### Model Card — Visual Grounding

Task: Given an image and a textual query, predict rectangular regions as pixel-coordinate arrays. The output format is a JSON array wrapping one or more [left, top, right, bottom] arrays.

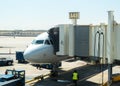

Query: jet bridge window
[[32, 40, 44, 44]]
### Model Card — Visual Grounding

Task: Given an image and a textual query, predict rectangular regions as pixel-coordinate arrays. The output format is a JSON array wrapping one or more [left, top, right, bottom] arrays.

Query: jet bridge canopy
[[48, 27, 59, 53]]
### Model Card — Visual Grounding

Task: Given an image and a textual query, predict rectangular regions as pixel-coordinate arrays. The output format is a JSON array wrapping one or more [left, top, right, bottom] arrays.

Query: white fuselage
[[24, 32, 67, 64]]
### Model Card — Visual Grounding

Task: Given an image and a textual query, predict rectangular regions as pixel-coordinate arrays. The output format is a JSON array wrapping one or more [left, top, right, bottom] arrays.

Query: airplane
[[23, 28, 69, 76]]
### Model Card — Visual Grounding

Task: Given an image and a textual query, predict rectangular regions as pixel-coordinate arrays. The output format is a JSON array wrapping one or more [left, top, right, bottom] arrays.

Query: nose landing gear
[[50, 63, 59, 77]]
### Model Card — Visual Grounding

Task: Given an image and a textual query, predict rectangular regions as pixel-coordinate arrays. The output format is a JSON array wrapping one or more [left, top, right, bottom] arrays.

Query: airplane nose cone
[[23, 44, 43, 63], [23, 45, 37, 61], [24, 48, 32, 61]]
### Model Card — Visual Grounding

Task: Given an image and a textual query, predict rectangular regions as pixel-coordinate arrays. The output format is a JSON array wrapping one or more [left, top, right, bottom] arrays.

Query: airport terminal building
[[0, 30, 46, 37]]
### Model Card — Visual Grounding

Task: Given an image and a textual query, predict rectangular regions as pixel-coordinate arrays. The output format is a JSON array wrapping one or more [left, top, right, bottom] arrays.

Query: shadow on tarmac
[[32, 62, 109, 86]]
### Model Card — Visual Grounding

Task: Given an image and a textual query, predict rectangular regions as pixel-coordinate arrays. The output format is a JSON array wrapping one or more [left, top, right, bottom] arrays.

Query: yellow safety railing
[[25, 73, 50, 84]]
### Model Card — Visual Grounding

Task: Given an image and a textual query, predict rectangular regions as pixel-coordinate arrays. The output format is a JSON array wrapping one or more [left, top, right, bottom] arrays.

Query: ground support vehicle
[[0, 69, 25, 86], [0, 57, 13, 66]]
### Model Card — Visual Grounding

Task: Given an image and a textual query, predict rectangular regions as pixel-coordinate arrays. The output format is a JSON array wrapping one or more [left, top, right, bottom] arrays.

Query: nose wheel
[[50, 63, 58, 77]]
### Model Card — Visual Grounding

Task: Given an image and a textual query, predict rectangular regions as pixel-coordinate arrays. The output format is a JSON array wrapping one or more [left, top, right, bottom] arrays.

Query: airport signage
[[69, 12, 79, 19]]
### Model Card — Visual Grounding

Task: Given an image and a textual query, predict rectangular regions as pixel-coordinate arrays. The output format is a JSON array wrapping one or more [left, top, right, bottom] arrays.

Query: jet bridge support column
[[107, 11, 114, 86]]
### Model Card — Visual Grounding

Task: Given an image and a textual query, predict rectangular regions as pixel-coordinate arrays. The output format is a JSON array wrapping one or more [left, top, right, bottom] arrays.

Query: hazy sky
[[0, 0, 120, 30]]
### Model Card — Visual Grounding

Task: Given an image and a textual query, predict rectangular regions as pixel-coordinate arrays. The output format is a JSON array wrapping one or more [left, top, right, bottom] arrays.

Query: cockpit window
[[45, 40, 50, 45], [32, 40, 44, 44]]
